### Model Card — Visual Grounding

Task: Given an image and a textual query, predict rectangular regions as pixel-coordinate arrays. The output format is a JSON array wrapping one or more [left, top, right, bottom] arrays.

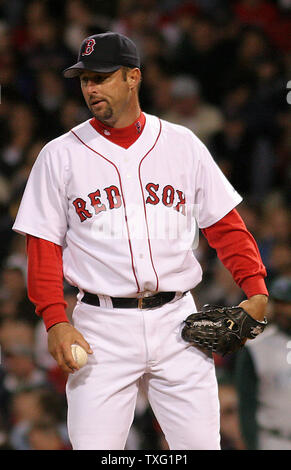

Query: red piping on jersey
[[70, 129, 141, 293], [138, 119, 162, 292]]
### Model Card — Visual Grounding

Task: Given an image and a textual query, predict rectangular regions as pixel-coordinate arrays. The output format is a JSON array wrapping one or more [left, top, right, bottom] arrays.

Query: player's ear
[[127, 68, 141, 91]]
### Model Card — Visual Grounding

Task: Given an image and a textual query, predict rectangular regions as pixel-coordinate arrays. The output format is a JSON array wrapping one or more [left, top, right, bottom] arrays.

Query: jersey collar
[[89, 112, 146, 149]]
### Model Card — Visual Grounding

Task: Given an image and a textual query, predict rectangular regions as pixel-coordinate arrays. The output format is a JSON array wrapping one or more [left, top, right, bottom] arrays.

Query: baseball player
[[12, 31, 268, 450]]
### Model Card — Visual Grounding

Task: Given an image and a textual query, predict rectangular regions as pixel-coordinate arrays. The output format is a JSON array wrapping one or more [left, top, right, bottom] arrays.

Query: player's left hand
[[238, 294, 268, 322], [181, 297, 268, 356]]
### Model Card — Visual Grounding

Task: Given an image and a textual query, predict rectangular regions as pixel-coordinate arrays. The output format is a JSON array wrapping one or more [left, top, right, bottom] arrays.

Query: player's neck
[[90, 111, 146, 149], [105, 101, 141, 129]]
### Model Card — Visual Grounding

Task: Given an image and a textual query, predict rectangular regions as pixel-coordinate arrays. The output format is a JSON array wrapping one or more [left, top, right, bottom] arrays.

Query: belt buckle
[[138, 291, 154, 309], [138, 297, 144, 309]]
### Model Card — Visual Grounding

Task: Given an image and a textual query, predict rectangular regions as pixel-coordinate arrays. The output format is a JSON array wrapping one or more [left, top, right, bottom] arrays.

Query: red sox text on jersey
[[73, 183, 186, 222]]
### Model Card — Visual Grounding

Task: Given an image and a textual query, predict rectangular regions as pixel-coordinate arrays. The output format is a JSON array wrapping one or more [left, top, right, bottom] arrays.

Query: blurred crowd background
[[0, 0, 290, 451]]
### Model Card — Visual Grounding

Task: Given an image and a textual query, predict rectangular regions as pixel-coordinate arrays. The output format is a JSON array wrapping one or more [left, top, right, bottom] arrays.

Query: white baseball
[[71, 344, 88, 368]]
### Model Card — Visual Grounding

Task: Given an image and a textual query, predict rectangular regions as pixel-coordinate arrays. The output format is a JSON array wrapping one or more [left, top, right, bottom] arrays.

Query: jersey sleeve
[[26, 235, 69, 331], [202, 209, 268, 298], [12, 145, 68, 246], [194, 141, 243, 229]]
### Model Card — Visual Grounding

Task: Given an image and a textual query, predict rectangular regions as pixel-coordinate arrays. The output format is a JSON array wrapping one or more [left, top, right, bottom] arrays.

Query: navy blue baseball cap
[[63, 31, 140, 78]]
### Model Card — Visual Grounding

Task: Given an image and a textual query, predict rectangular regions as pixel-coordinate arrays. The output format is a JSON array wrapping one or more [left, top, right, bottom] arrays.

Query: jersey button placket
[[120, 155, 156, 294]]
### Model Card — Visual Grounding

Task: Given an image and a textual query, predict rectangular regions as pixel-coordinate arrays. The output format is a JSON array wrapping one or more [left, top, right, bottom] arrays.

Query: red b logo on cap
[[82, 38, 96, 56]]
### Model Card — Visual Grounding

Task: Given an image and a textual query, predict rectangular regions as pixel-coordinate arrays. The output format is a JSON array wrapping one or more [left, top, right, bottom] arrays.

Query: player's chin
[[90, 104, 113, 122]]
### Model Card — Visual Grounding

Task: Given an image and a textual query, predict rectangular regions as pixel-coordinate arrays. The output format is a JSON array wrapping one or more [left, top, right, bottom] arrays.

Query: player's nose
[[86, 79, 99, 92]]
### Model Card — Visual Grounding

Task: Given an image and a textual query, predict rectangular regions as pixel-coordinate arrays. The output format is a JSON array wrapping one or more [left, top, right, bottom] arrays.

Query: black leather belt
[[82, 291, 178, 309]]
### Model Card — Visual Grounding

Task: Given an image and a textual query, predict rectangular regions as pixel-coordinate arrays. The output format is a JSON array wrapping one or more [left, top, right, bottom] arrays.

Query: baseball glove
[[181, 304, 268, 356]]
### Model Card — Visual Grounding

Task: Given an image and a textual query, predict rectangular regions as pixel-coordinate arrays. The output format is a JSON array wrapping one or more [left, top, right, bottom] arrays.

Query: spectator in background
[[218, 377, 246, 450], [161, 75, 223, 145], [232, 0, 291, 52], [28, 420, 71, 450], [235, 276, 291, 450], [111, 5, 159, 59], [0, 266, 26, 305], [250, 56, 286, 136], [0, 257, 35, 325], [209, 112, 254, 196], [220, 82, 252, 123], [275, 106, 291, 204], [0, 339, 47, 395], [0, 103, 37, 179], [0, 24, 20, 97], [9, 140, 47, 205], [257, 199, 291, 280], [64, 0, 104, 54], [0, 317, 34, 349], [267, 243, 291, 281], [57, 97, 90, 134], [138, 61, 173, 115], [209, 111, 275, 201], [0, 338, 48, 429], [33, 69, 67, 132], [233, 26, 272, 85], [9, 387, 69, 450], [0, 272, 27, 324], [171, 13, 231, 104], [20, 4, 72, 74]]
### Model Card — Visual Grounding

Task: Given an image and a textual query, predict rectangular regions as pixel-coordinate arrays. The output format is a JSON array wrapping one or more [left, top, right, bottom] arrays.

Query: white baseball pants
[[66, 292, 221, 450]]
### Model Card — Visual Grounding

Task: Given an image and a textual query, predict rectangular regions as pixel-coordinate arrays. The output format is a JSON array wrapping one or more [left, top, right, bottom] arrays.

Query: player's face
[[80, 69, 133, 126]]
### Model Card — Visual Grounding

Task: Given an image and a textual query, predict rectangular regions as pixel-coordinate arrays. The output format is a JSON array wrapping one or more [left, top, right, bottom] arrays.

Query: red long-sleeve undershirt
[[26, 236, 69, 330], [26, 208, 268, 331], [201, 210, 268, 297]]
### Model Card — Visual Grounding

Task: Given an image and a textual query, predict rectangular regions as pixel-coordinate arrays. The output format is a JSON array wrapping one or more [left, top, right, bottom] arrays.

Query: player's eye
[[81, 75, 108, 85], [95, 76, 109, 84]]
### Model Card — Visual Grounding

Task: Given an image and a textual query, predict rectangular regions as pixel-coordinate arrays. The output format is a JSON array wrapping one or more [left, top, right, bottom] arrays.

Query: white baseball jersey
[[12, 112, 242, 298]]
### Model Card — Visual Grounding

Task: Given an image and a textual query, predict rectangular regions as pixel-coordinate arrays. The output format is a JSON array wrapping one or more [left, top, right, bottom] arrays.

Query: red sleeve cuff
[[240, 276, 269, 299], [42, 304, 69, 331]]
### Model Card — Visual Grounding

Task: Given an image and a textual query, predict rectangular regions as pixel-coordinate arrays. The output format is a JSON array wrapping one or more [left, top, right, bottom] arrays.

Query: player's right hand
[[47, 322, 93, 373]]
